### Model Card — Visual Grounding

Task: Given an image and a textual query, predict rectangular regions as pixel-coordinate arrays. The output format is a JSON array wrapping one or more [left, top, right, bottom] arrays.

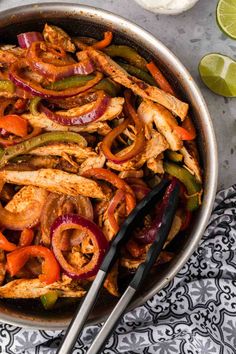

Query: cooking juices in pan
[[0, 24, 202, 310]]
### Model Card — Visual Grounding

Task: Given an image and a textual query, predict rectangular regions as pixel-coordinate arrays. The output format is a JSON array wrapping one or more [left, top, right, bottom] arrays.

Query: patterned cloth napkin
[[1, 185, 236, 354]]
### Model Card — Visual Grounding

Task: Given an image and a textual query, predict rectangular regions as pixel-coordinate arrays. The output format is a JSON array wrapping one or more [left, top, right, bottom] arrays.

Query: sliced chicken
[[0, 49, 19, 65], [180, 145, 202, 183], [104, 261, 119, 297], [138, 101, 183, 151], [107, 129, 168, 171], [43, 23, 76, 52], [22, 112, 111, 135], [121, 251, 173, 271], [5, 186, 48, 213], [29, 143, 97, 160], [0, 277, 86, 298], [119, 170, 144, 179], [79, 151, 106, 174], [0, 169, 106, 199], [147, 156, 164, 174], [86, 47, 188, 120]]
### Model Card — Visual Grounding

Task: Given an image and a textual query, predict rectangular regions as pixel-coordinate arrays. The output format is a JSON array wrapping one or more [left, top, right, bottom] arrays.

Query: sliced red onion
[[17, 32, 44, 48], [135, 179, 179, 244], [130, 184, 150, 201], [40, 94, 110, 126], [0, 200, 43, 231], [30, 59, 94, 80], [27, 42, 94, 80], [0, 128, 10, 138], [9, 63, 103, 99], [51, 214, 109, 279], [41, 193, 93, 246]]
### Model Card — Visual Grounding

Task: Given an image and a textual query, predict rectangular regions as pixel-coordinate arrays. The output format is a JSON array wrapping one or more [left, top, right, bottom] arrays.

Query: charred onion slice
[[40, 91, 110, 126], [9, 60, 103, 98], [17, 32, 44, 48], [27, 42, 95, 80], [41, 193, 93, 246], [0, 187, 48, 230], [51, 214, 108, 280], [101, 89, 145, 163], [0, 201, 44, 230]]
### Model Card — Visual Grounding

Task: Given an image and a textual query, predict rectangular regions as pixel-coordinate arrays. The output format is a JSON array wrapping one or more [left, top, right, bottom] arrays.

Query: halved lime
[[199, 53, 236, 97], [217, 0, 236, 39]]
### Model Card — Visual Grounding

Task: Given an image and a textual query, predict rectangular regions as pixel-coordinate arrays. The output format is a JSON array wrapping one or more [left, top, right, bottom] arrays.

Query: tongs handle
[[86, 180, 180, 354]]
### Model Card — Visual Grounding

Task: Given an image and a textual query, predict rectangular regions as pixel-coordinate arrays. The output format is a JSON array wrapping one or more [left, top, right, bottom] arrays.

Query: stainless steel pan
[[0, 3, 218, 330]]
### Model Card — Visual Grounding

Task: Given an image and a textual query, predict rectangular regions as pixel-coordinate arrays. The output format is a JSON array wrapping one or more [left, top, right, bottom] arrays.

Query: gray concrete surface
[[0, 0, 235, 189]]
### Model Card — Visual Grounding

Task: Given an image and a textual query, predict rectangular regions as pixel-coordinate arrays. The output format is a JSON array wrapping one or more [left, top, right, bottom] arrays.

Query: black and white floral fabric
[[1, 185, 236, 354]]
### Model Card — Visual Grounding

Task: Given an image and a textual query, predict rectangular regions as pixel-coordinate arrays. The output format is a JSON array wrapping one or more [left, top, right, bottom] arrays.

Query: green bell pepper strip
[[94, 78, 121, 97], [46, 75, 95, 91], [29, 97, 41, 115], [0, 80, 15, 93], [40, 291, 58, 310], [0, 131, 87, 168], [46, 75, 119, 97], [165, 150, 183, 163], [117, 61, 156, 86], [104, 45, 148, 71], [163, 161, 202, 211]]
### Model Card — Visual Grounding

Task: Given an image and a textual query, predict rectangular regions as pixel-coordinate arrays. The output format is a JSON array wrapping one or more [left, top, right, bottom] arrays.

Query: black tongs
[[57, 179, 180, 354]]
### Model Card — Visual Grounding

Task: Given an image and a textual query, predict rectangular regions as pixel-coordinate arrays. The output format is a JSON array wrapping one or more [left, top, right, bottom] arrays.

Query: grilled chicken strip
[[29, 143, 97, 160], [22, 112, 111, 135], [138, 100, 183, 151], [0, 277, 86, 298], [180, 146, 202, 183], [147, 156, 164, 174], [0, 169, 106, 199], [79, 151, 106, 174], [86, 47, 188, 120], [5, 186, 48, 213], [43, 23, 76, 53]]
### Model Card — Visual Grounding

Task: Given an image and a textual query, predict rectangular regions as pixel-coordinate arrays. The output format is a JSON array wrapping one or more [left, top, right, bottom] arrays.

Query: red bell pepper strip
[[0, 232, 17, 252], [174, 126, 196, 141], [7, 245, 60, 284], [181, 115, 196, 140], [93, 31, 113, 50], [180, 209, 192, 231], [82, 168, 136, 214], [146, 61, 175, 95], [107, 189, 125, 234], [101, 89, 145, 164], [0, 126, 41, 147], [0, 115, 28, 138], [19, 229, 34, 247]]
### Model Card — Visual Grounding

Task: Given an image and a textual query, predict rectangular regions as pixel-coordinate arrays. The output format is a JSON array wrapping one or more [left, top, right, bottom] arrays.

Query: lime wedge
[[199, 53, 236, 97], [217, 0, 236, 39]]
